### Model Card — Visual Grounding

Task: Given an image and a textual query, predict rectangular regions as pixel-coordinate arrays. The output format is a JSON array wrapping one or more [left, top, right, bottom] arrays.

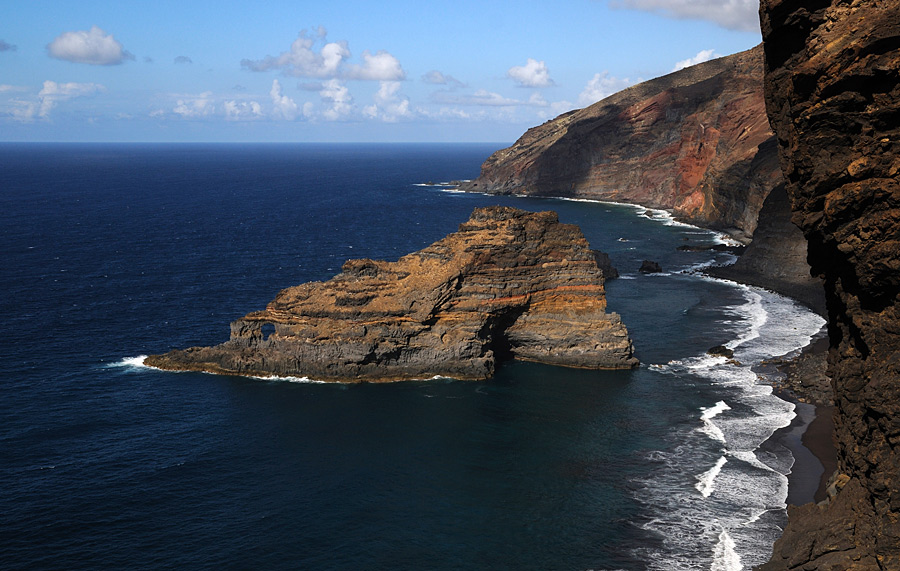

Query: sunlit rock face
[[147, 206, 637, 382], [461, 45, 779, 241]]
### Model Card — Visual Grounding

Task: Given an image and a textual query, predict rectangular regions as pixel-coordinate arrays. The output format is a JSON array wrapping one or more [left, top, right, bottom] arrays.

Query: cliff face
[[707, 182, 826, 315], [759, 1, 900, 569], [461, 45, 780, 239], [146, 207, 637, 382]]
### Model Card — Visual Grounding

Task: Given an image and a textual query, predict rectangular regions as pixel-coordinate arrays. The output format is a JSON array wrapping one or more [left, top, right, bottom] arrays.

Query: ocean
[[0, 143, 824, 570]]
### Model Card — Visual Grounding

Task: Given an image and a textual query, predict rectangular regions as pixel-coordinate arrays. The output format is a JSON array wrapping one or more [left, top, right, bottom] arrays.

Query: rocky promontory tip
[[147, 206, 638, 382]]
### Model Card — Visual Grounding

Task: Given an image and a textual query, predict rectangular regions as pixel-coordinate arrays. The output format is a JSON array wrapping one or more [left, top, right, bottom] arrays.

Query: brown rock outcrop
[[759, 0, 900, 569], [146, 207, 637, 382], [460, 45, 780, 239]]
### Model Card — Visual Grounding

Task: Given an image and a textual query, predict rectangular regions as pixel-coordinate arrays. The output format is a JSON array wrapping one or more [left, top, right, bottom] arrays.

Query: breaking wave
[[635, 283, 825, 570]]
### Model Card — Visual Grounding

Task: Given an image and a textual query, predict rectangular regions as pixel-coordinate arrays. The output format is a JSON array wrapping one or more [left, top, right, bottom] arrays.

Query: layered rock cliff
[[460, 45, 780, 239], [147, 207, 638, 382], [759, 1, 900, 569]]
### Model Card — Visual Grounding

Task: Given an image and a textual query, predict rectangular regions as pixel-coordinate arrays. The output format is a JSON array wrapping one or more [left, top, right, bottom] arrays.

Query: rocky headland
[[460, 45, 780, 241], [758, 0, 900, 569], [459, 41, 825, 315], [146, 206, 638, 382]]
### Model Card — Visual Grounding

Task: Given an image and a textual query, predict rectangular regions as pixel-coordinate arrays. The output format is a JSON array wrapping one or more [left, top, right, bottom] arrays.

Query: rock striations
[[146, 207, 638, 382], [759, 0, 900, 569], [460, 45, 780, 240]]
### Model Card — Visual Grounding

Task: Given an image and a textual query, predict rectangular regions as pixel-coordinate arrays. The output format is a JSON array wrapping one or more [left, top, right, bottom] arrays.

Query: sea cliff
[[759, 0, 900, 569], [147, 206, 638, 382], [460, 45, 779, 241]]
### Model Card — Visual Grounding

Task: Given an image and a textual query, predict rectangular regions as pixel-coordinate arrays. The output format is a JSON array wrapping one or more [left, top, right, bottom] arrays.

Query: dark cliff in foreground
[[759, 1, 900, 569], [461, 45, 780, 241], [147, 207, 637, 382]]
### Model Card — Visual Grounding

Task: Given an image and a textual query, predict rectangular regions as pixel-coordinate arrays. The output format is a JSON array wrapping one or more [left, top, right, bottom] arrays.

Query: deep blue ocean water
[[0, 144, 824, 570]]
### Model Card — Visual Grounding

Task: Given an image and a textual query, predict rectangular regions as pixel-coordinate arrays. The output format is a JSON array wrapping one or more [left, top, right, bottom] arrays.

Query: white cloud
[[6, 81, 105, 121], [174, 55, 193, 65], [269, 79, 300, 120], [431, 89, 538, 107], [224, 100, 263, 121], [346, 50, 405, 81], [47, 26, 133, 65], [173, 91, 215, 118], [363, 81, 413, 122], [611, 0, 760, 32], [577, 72, 633, 106], [422, 70, 465, 87], [38, 80, 105, 118], [319, 79, 354, 120], [507, 59, 555, 88], [241, 28, 404, 81], [672, 49, 720, 71], [241, 29, 348, 77]]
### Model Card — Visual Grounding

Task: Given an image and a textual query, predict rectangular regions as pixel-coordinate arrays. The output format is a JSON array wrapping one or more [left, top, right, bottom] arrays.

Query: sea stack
[[147, 206, 638, 382]]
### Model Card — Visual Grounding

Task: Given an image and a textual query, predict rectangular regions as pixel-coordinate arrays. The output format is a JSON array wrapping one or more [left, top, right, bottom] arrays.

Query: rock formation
[[147, 207, 638, 382], [460, 45, 780, 240], [759, 1, 900, 569], [707, 183, 826, 315]]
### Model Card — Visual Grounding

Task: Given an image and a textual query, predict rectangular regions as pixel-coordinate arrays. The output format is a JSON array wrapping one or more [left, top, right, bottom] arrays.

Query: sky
[[1, 0, 762, 143]]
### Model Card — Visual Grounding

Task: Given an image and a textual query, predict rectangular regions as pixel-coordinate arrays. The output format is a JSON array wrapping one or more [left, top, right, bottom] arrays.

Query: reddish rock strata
[[759, 0, 900, 569], [147, 207, 637, 382], [461, 45, 779, 239]]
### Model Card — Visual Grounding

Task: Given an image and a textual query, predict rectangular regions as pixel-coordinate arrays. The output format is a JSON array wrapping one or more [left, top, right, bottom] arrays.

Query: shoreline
[[763, 330, 836, 506]]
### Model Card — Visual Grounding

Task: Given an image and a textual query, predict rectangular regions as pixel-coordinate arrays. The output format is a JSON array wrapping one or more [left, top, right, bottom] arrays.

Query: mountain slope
[[461, 45, 779, 240]]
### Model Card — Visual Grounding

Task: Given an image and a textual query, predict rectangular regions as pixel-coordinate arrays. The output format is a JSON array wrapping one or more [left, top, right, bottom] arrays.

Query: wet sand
[[767, 331, 837, 506], [778, 398, 836, 505]]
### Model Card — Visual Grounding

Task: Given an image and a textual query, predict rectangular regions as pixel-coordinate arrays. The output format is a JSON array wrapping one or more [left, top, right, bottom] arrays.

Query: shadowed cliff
[[759, 1, 900, 569]]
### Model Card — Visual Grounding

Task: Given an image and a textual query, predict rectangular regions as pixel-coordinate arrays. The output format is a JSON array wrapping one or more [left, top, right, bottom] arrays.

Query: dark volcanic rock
[[460, 45, 781, 238], [593, 250, 619, 279], [146, 207, 638, 382], [759, 0, 900, 569], [707, 184, 826, 315], [708, 345, 734, 359], [639, 260, 662, 274]]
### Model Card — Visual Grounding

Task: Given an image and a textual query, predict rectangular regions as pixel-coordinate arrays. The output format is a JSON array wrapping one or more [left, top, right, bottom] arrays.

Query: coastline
[[453, 185, 837, 521], [762, 330, 836, 506]]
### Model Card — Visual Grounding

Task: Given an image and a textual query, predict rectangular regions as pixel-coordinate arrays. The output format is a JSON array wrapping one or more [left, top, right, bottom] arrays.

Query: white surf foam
[[711, 530, 743, 571], [696, 456, 728, 497], [107, 355, 155, 370], [635, 284, 825, 569], [700, 401, 731, 443], [249, 374, 327, 384]]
